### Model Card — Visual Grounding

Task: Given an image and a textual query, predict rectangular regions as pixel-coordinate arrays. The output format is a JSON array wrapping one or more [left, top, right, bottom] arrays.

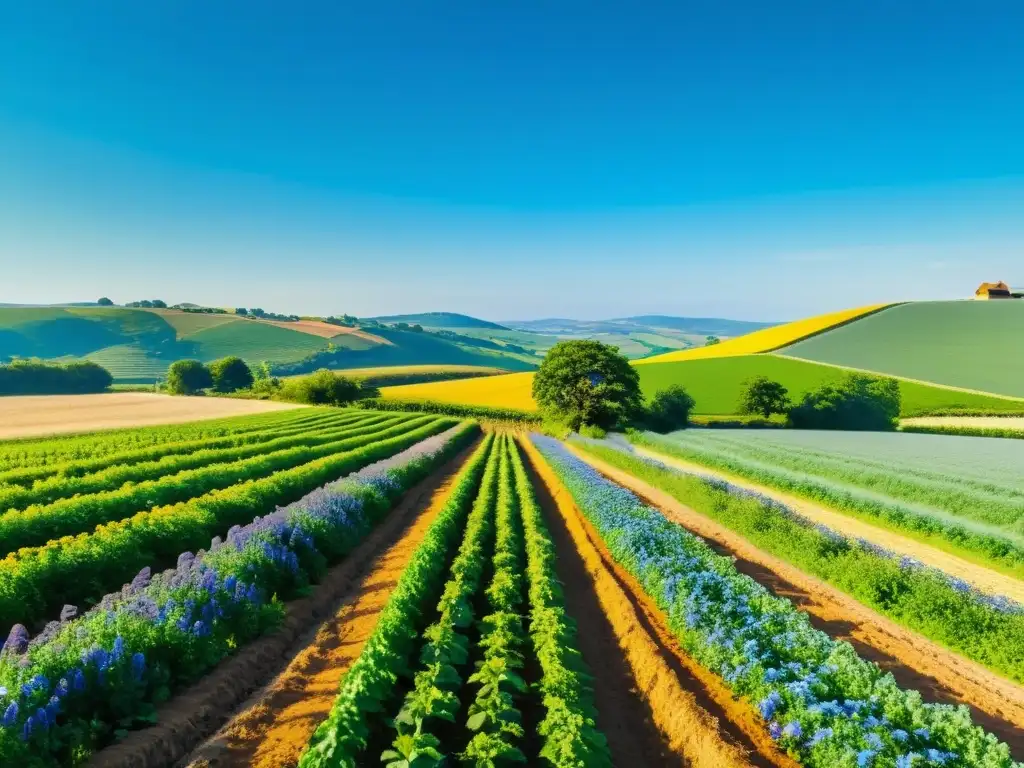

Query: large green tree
[[738, 376, 790, 418], [166, 359, 213, 395], [209, 356, 254, 392], [532, 340, 642, 430]]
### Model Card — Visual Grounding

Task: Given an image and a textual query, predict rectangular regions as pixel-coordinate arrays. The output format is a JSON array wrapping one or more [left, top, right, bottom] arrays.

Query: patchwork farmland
[[0, 401, 1021, 768]]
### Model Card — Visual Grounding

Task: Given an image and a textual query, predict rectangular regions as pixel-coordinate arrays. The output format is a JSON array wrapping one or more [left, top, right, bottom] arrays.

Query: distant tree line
[[0, 360, 113, 396], [234, 307, 301, 321], [125, 299, 168, 308]]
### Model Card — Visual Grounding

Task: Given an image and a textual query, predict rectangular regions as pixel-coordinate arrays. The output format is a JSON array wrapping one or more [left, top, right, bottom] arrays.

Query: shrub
[[0, 360, 113, 395], [278, 369, 363, 406], [642, 384, 696, 432], [737, 376, 790, 418], [166, 359, 213, 395], [209, 356, 254, 393], [787, 373, 901, 431], [532, 340, 642, 431]]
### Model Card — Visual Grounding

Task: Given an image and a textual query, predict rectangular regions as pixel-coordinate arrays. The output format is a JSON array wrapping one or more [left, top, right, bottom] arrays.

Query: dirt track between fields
[[0, 393, 303, 440], [87, 440, 477, 768], [630, 444, 1024, 605], [570, 446, 1024, 760], [520, 437, 769, 768]]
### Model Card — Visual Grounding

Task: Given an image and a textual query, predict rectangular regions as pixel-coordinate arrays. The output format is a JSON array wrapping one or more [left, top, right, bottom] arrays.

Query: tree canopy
[[209, 356, 254, 393], [738, 376, 790, 418], [532, 340, 642, 430], [166, 359, 213, 395]]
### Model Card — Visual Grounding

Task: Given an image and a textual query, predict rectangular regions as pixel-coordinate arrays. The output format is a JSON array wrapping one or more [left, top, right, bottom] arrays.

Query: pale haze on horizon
[[2, 3, 1023, 322]]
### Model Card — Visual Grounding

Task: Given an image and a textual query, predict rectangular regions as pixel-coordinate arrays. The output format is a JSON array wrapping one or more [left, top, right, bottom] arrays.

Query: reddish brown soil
[[520, 437, 771, 768], [570, 446, 1024, 761], [87, 440, 477, 768]]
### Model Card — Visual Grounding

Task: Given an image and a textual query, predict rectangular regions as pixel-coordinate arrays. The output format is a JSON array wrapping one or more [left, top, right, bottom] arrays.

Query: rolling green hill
[[0, 306, 535, 382], [781, 301, 1024, 397]]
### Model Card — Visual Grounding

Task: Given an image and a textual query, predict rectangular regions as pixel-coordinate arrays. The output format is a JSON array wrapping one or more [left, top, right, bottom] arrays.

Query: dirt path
[[569, 446, 1024, 760], [87, 440, 477, 768], [0, 393, 303, 440], [902, 416, 1024, 431], [520, 437, 769, 768], [630, 443, 1024, 605]]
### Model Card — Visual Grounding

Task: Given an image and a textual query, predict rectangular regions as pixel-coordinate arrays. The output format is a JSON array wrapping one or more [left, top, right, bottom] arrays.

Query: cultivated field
[[0, 392, 302, 439], [783, 301, 1024, 397], [633, 302, 894, 364], [381, 353, 1024, 416], [0, 411, 1020, 767]]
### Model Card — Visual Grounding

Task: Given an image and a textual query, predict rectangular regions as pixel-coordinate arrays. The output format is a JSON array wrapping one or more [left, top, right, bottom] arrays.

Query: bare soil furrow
[[571, 445, 1024, 761], [87, 440, 477, 768], [520, 437, 769, 768]]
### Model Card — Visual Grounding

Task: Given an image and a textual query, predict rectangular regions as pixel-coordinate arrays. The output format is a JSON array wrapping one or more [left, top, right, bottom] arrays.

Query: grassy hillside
[[634, 303, 894, 364], [0, 307, 535, 382], [782, 300, 1024, 397], [380, 353, 1023, 416]]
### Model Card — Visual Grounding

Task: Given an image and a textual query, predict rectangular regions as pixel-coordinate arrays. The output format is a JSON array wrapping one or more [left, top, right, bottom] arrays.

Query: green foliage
[[901, 423, 1024, 440], [577, 424, 607, 439], [166, 359, 213, 395], [635, 354, 1023, 417], [788, 373, 901, 431], [300, 435, 497, 768], [704, 335, 721, 346], [737, 376, 790, 418], [0, 416, 455, 632], [508, 440, 612, 766], [532, 340, 642, 430], [277, 369, 364, 406], [97, 297, 114, 306], [575, 439, 1024, 684], [209, 355, 254, 392], [642, 383, 695, 432], [0, 359, 113, 395], [358, 399, 541, 424]]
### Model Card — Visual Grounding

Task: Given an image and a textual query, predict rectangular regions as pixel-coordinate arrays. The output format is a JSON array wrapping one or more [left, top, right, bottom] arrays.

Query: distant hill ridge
[[369, 312, 509, 330]]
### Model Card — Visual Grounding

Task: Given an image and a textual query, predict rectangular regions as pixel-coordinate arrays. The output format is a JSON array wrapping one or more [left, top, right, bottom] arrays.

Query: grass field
[[381, 353, 1023, 416], [634, 302, 893, 364], [782, 300, 1024, 397]]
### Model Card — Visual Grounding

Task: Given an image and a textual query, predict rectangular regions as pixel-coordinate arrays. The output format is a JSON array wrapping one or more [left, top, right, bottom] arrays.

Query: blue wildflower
[[2, 701, 18, 727], [131, 652, 146, 681], [768, 721, 782, 740], [857, 749, 875, 768], [782, 721, 802, 739]]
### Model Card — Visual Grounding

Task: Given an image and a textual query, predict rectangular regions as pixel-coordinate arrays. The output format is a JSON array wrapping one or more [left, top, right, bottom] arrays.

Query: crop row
[[0, 422, 480, 766], [574, 437, 1024, 684], [631, 432, 1024, 578], [654, 430, 1024, 529], [0, 411, 392, 514], [531, 435, 1018, 768], [301, 434, 609, 767], [0, 408, 360, 488], [0, 417, 456, 633], [0, 406, 324, 471], [0, 414, 426, 555]]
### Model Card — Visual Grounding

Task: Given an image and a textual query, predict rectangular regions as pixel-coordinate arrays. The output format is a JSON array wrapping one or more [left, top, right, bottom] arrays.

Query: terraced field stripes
[[0, 416, 457, 633]]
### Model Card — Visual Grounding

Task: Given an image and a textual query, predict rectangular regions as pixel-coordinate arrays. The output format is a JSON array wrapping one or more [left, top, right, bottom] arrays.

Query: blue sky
[[2, 1, 1023, 321]]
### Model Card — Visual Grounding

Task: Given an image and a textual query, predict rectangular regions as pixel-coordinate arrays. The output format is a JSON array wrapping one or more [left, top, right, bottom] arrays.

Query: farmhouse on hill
[[974, 281, 1014, 300]]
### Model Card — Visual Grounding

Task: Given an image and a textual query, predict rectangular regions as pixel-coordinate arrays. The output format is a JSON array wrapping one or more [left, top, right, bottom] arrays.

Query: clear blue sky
[[2, 1, 1023, 320]]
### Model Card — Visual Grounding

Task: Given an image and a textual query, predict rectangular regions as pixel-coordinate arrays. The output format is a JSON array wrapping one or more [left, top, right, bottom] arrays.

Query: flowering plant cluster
[[532, 435, 1020, 768], [0, 421, 478, 766]]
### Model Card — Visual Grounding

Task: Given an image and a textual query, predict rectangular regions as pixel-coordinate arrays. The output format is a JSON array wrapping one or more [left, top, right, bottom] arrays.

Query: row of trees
[[531, 340, 901, 434], [166, 357, 254, 395], [738, 374, 901, 430], [0, 360, 113, 396]]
